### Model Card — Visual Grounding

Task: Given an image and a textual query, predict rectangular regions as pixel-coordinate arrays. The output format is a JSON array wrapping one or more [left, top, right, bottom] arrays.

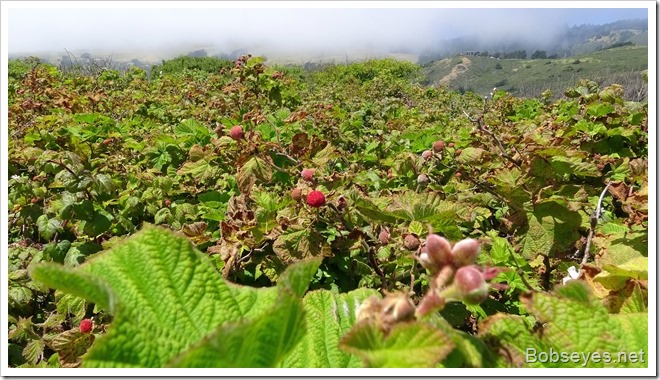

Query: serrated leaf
[[237, 157, 273, 195], [272, 226, 332, 263], [167, 259, 321, 367], [22, 339, 45, 365], [482, 282, 646, 368], [36, 215, 62, 241], [456, 147, 484, 164], [282, 288, 378, 368], [49, 329, 95, 366], [339, 320, 454, 368], [521, 201, 581, 259], [29, 225, 320, 368], [620, 282, 647, 313]]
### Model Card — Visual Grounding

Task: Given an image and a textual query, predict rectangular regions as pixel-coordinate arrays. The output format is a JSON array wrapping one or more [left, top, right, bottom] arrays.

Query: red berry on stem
[[422, 150, 433, 161], [306, 190, 326, 208], [433, 140, 445, 153], [80, 319, 93, 334]]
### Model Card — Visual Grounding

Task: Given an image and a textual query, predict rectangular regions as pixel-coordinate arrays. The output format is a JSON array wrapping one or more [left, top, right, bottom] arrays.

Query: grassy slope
[[423, 46, 648, 99]]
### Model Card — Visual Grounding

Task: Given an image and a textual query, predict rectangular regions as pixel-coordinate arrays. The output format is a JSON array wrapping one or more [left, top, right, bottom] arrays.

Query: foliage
[[8, 55, 648, 369]]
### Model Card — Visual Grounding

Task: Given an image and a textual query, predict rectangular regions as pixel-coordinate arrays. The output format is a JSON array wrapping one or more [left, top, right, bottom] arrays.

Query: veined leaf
[[29, 225, 319, 367]]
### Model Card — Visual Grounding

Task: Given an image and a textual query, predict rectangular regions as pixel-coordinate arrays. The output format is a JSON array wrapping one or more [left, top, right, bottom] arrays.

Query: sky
[[6, 4, 649, 58]]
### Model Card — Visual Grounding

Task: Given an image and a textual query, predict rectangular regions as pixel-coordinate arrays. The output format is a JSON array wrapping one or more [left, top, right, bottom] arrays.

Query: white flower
[[562, 266, 580, 285], [11, 175, 20, 180]]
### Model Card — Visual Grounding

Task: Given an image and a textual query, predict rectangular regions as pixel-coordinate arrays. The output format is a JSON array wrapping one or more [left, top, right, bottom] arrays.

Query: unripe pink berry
[[291, 188, 303, 201], [417, 174, 429, 185], [433, 140, 446, 152], [379, 229, 390, 244], [403, 234, 421, 251], [230, 125, 244, 140], [422, 150, 433, 161], [301, 168, 315, 181]]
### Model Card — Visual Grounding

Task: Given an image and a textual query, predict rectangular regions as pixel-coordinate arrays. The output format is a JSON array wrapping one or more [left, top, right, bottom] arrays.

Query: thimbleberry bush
[[8, 55, 648, 370]]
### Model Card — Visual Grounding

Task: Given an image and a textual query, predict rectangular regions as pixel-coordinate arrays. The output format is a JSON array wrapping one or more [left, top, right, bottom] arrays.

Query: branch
[[463, 110, 522, 167], [580, 182, 611, 268]]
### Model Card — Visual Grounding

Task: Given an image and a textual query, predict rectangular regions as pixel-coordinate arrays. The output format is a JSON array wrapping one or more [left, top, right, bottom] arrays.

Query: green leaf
[[272, 226, 332, 264], [481, 282, 646, 368], [237, 157, 273, 195], [339, 320, 454, 368], [36, 215, 62, 241], [22, 339, 45, 365], [521, 201, 581, 259], [167, 259, 321, 367], [282, 288, 378, 368], [30, 225, 310, 367]]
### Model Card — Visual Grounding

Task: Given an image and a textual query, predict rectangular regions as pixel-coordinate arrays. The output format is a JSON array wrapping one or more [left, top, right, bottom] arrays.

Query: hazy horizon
[[7, 6, 649, 61]]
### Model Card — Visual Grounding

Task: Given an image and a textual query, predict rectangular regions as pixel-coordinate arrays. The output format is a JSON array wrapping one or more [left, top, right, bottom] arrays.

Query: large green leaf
[[167, 258, 320, 367], [339, 320, 454, 368], [282, 288, 378, 368], [29, 225, 320, 367], [480, 281, 647, 368], [521, 201, 581, 259]]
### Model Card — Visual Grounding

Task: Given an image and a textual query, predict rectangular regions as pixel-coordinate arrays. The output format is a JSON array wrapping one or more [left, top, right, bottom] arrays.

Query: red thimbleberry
[[306, 190, 326, 208], [301, 168, 315, 181], [229, 125, 244, 140], [79, 318, 93, 334], [422, 150, 433, 161]]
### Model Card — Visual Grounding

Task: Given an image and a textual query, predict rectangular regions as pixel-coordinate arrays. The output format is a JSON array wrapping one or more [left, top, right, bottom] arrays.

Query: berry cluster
[[357, 234, 506, 331], [415, 234, 506, 318]]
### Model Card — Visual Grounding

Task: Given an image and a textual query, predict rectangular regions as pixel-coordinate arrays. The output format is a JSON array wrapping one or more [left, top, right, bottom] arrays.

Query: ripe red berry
[[448, 143, 455, 148], [422, 150, 433, 161], [455, 172, 462, 178], [229, 125, 244, 140], [79, 319, 93, 334], [455, 149, 462, 155], [164, 199, 171, 207], [301, 168, 315, 181], [291, 188, 303, 201], [433, 140, 445, 153], [306, 190, 325, 208]]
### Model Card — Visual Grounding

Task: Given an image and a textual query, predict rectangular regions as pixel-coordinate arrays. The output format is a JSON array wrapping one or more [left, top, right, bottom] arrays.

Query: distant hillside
[[418, 18, 648, 63], [422, 45, 648, 101]]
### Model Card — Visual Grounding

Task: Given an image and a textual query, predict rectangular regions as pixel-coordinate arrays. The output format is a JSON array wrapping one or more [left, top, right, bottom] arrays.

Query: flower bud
[[451, 238, 481, 267], [425, 234, 453, 268], [453, 266, 489, 305]]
